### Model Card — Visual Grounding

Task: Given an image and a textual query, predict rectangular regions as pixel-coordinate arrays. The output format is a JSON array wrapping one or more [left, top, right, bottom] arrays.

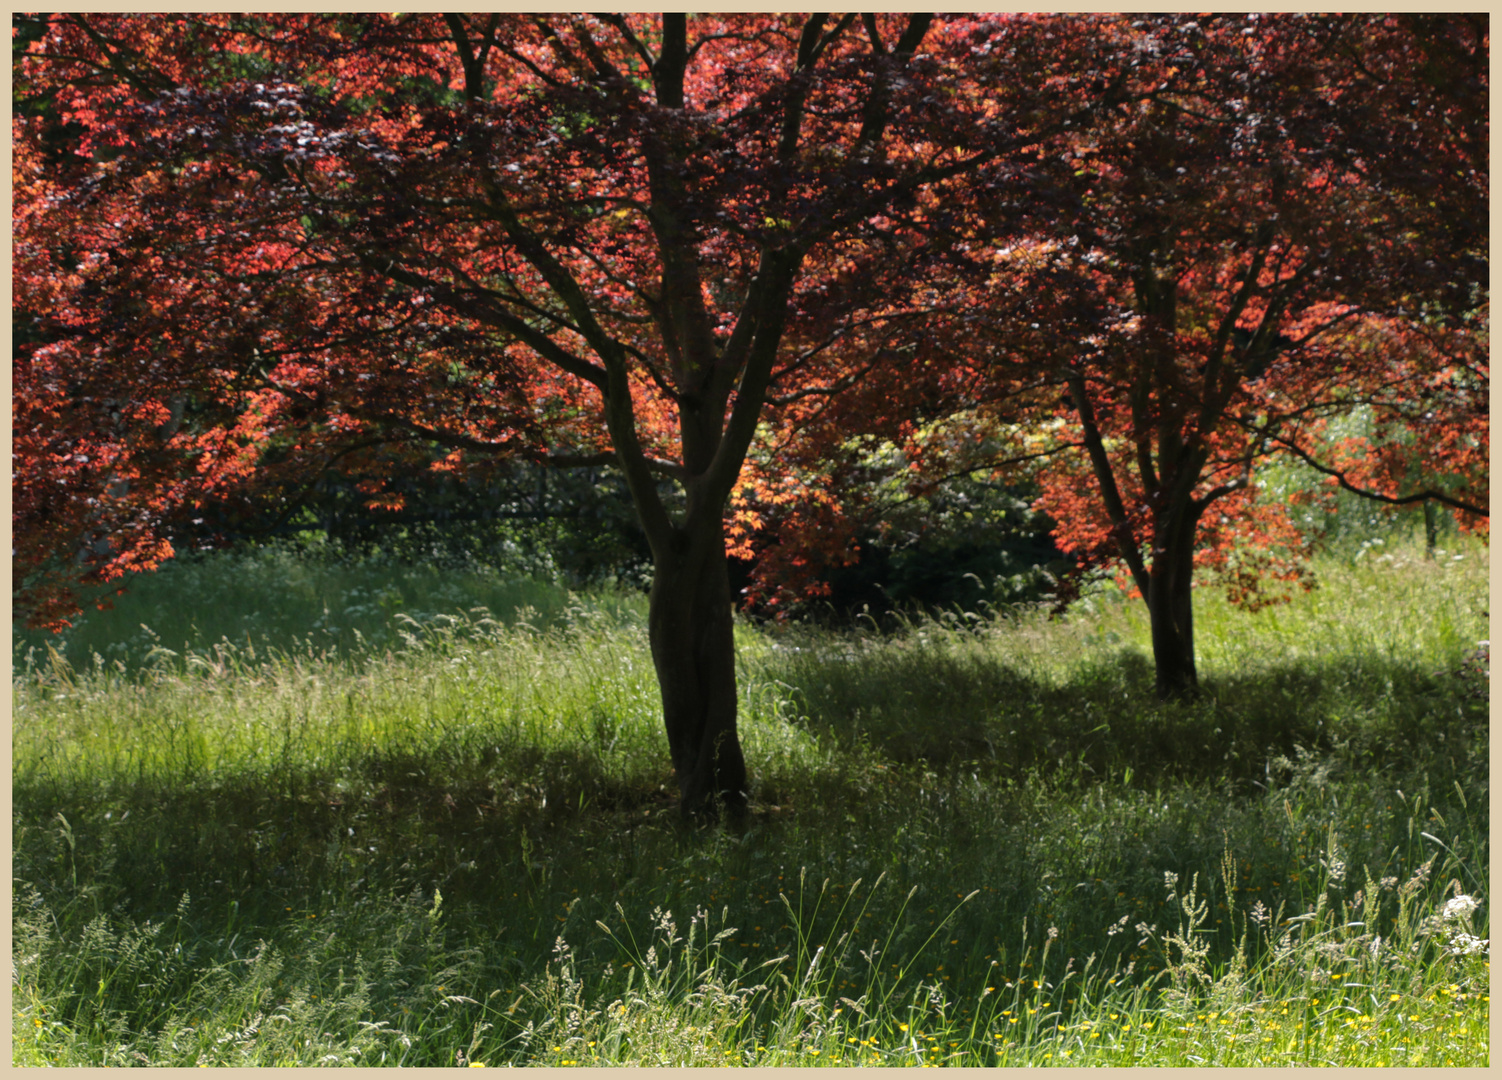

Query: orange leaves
[[727, 460, 858, 608], [429, 449, 467, 474], [362, 494, 407, 514], [12, 13, 1487, 637]]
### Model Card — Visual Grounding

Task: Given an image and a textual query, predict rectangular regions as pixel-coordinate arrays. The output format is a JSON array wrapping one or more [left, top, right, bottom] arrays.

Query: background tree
[[1027, 13, 1486, 698], [727, 13, 1487, 698], [14, 12, 1081, 819]]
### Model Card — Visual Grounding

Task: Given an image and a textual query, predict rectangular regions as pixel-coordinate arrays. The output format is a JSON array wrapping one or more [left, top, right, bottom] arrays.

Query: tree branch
[[1270, 436, 1487, 517], [597, 14, 656, 74], [66, 15, 176, 98], [1069, 374, 1151, 595], [369, 258, 610, 390], [545, 450, 688, 482]]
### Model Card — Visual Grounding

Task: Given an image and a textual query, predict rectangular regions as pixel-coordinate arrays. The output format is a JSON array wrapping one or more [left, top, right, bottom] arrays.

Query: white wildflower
[[1442, 894, 1480, 920], [1448, 932, 1489, 957]]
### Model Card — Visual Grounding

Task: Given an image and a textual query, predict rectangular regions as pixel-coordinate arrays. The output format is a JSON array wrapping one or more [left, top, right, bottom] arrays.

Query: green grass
[[13, 542, 648, 675], [12, 536, 1489, 1066]]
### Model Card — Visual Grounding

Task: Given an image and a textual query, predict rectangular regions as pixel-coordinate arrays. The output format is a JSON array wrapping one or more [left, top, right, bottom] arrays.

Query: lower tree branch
[[1272, 436, 1487, 518]]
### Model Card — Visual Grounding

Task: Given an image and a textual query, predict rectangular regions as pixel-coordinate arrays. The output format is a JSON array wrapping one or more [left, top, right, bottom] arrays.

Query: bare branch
[[1270, 436, 1487, 517], [546, 449, 688, 482]]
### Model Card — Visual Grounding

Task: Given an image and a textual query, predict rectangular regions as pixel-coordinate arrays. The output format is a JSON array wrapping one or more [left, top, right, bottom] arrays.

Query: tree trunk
[[1146, 502, 1201, 700], [646, 521, 749, 823]]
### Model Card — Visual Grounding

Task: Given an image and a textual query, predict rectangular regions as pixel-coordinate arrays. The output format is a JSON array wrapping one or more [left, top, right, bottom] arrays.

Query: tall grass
[[12, 536, 1488, 1066], [14, 543, 648, 676]]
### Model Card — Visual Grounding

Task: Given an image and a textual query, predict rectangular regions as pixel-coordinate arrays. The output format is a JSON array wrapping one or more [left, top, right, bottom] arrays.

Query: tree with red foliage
[[733, 14, 1488, 698], [1026, 13, 1487, 698], [14, 13, 1089, 818]]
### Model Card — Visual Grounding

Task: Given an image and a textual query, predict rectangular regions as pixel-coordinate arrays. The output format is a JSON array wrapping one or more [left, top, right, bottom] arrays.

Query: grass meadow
[[11, 534, 1489, 1066]]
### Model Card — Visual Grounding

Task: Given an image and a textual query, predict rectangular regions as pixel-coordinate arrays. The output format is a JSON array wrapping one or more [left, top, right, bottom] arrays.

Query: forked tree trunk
[[646, 522, 749, 822], [1068, 371, 1206, 702]]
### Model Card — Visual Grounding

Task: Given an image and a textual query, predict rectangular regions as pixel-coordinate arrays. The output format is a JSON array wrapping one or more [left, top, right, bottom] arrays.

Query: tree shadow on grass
[[12, 653, 1486, 1066], [14, 740, 681, 925], [14, 646, 1482, 935], [756, 643, 1486, 793]]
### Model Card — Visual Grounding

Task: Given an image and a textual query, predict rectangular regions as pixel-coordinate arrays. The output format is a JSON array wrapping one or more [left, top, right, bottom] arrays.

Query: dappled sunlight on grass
[[12, 535, 1488, 1065]]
